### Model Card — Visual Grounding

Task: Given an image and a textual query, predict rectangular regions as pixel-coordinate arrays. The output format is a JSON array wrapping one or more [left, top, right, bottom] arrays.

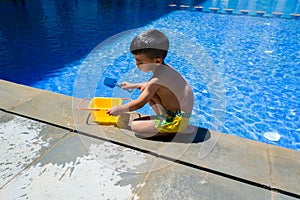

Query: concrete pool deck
[[0, 79, 299, 199]]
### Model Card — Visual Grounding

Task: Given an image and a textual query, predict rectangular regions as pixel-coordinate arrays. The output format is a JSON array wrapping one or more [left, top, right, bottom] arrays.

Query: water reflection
[[0, 0, 298, 86], [11, 0, 26, 6]]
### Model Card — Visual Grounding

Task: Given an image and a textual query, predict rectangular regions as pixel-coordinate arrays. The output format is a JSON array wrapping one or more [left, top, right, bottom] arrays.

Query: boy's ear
[[155, 57, 163, 64]]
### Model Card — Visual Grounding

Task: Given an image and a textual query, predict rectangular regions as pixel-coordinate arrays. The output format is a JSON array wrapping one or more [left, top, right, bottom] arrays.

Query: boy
[[106, 29, 194, 138]]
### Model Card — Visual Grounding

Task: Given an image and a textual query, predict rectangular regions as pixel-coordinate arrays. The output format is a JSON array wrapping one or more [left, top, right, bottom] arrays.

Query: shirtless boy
[[106, 29, 194, 138]]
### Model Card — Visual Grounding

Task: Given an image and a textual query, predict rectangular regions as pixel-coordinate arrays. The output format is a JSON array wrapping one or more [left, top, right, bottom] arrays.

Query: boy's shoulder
[[155, 64, 183, 79], [148, 76, 159, 84]]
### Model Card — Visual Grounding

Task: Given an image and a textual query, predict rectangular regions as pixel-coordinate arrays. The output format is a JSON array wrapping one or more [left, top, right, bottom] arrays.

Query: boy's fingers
[[120, 82, 129, 86], [120, 82, 129, 88]]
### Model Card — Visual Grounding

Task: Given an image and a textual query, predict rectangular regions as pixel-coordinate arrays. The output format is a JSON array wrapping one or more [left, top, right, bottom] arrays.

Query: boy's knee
[[130, 122, 158, 138], [130, 122, 143, 133]]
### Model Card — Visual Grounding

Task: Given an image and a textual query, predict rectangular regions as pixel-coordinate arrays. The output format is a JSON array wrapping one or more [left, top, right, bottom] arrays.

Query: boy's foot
[[178, 125, 196, 134]]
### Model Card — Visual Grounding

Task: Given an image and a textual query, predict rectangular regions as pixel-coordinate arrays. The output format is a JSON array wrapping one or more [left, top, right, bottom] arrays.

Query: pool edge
[[0, 79, 299, 198]]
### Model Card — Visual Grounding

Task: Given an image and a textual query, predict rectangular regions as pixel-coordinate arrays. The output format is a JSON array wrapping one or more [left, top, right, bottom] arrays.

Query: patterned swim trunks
[[153, 110, 191, 133]]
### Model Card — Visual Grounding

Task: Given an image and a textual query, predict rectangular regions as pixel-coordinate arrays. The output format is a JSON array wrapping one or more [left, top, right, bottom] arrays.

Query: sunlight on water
[[33, 10, 300, 150]]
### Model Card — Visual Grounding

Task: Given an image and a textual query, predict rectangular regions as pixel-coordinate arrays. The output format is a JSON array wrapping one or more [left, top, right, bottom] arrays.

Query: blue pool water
[[0, 0, 299, 150]]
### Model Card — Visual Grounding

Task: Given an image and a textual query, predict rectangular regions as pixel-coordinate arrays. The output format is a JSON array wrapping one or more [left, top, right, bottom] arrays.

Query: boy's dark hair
[[130, 30, 169, 59]]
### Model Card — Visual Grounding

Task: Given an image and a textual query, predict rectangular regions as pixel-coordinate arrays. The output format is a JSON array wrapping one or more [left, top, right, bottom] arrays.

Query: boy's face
[[133, 53, 163, 72]]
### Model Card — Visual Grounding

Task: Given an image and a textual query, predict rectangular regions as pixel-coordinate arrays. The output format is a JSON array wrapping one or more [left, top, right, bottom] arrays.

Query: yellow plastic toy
[[77, 97, 130, 125]]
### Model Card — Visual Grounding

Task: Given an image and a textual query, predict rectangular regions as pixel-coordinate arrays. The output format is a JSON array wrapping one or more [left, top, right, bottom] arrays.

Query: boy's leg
[[131, 116, 159, 138], [178, 125, 196, 134], [116, 112, 142, 129], [131, 116, 196, 138], [117, 114, 159, 137], [149, 95, 165, 115]]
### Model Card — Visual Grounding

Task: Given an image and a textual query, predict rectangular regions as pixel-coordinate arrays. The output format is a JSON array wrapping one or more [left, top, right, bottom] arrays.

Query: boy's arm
[[106, 83, 159, 116], [121, 82, 146, 90]]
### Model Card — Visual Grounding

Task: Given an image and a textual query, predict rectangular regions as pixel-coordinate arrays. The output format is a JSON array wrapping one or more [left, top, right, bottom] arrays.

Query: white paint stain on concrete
[[0, 115, 48, 187], [1, 156, 135, 199], [0, 115, 147, 199], [89, 142, 148, 173]]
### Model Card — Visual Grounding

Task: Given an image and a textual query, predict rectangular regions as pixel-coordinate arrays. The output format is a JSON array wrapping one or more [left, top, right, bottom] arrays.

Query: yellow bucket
[[77, 97, 129, 125]]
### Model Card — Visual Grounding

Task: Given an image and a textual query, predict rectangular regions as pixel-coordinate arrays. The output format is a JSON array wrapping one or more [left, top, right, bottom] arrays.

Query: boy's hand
[[120, 82, 135, 89], [106, 106, 122, 116], [120, 82, 146, 91]]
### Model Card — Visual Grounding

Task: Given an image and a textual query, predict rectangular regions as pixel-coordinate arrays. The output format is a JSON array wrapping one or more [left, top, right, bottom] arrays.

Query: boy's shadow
[[116, 113, 211, 144], [140, 126, 211, 144], [86, 113, 210, 144]]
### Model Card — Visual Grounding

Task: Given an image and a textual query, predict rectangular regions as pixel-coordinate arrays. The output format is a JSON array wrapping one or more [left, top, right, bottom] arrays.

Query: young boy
[[106, 29, 194, 138]]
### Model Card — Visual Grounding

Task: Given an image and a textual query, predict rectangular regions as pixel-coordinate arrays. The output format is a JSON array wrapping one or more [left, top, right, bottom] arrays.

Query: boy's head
[[130, 30, 169, 62]]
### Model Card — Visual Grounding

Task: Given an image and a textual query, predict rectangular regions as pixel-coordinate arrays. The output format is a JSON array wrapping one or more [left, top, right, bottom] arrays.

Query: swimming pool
[[1, 0, 299, 150]]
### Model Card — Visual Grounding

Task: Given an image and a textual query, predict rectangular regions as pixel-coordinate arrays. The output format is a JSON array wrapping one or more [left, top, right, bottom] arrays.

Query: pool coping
[[0, 79, 300, 198]]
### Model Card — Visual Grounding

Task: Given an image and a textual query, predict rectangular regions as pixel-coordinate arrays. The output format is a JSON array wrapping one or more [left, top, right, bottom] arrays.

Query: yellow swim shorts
[[153, 111, 191, 133]]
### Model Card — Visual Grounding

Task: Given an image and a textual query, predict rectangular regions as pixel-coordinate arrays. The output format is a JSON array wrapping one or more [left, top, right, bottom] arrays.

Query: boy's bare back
[[147, 64, 194, 114]]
